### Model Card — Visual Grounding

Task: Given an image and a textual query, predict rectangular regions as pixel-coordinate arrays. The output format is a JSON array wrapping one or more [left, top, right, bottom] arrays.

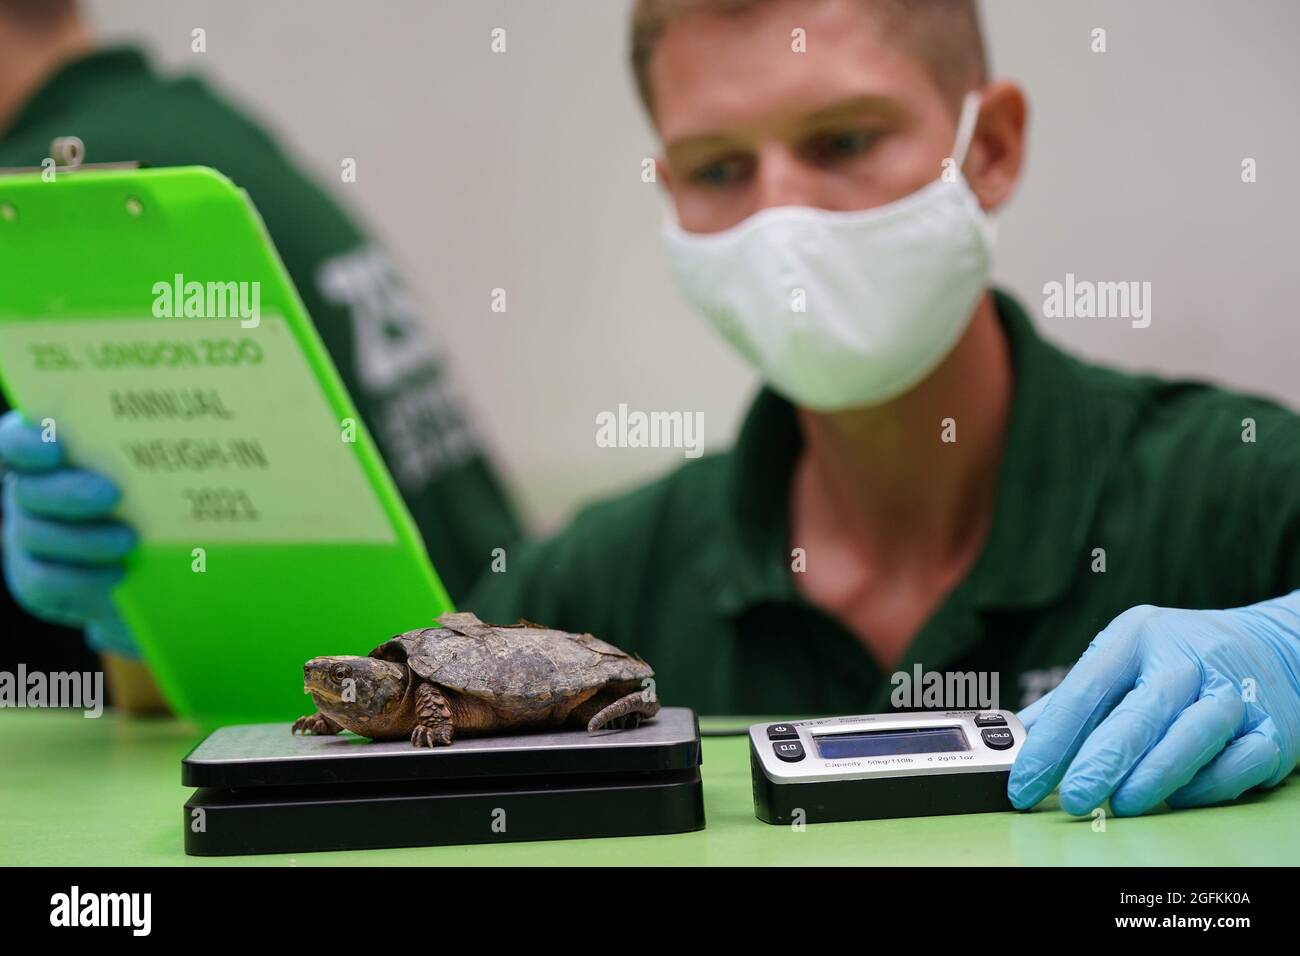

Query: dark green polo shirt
[[0, 47, 520, 601], [469, 291, 1300, 715]]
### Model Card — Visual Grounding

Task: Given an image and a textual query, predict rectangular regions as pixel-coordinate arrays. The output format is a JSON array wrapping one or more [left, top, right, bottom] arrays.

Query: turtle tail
[[586, 689, 660, 733]]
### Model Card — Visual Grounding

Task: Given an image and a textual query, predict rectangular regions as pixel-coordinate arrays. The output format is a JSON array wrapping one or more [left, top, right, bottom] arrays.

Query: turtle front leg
[[292, 712, 343, 736], [410, 681, 454, 748]]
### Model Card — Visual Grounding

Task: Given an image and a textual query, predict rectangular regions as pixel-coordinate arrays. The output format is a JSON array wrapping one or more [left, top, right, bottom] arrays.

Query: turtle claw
[[292, 714, 341, 736], [410, 725, 453, 748]]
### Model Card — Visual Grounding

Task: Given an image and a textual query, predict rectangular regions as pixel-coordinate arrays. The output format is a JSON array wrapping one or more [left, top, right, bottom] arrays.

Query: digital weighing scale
[[183, 707, 703, 855], [750, 710, 1024, 824]]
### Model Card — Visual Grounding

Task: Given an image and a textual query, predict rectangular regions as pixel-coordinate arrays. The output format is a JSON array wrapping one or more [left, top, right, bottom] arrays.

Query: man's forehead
[[650, 1, 930, 145]]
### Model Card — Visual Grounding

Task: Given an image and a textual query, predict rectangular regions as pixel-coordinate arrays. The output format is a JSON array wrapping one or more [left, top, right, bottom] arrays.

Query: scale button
[[981, 728, 1015, 750], [766, 723, 799, 740], [974, 713, 1007, 727], [773, 740, 806, 762]]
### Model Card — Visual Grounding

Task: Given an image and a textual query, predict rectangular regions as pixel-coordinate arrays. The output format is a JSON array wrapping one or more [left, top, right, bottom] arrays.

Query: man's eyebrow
[[799, 94, 897, 125], [664, 131, 741, 154], [665, 95, 897, 152]]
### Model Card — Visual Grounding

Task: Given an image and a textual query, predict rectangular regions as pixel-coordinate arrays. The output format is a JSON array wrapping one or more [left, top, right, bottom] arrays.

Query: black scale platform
[[182, 706, 704, 855]]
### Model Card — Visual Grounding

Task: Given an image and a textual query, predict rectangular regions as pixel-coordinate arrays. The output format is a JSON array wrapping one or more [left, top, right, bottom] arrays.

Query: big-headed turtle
[[293, 612, 659, 747]]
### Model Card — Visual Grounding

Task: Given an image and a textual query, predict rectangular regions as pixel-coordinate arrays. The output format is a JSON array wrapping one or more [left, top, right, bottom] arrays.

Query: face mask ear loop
[[949, 90, 996, 249], [951, 91, 982, 172]]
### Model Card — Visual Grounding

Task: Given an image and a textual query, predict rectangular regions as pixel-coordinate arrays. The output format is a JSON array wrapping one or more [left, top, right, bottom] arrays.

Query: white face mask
[[662, 92, 996, 410]]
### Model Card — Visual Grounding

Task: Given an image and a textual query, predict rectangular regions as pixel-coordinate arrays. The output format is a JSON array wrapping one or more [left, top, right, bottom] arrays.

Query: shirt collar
[[712, 289, 1106, 617], [5, 47, 151, 143]]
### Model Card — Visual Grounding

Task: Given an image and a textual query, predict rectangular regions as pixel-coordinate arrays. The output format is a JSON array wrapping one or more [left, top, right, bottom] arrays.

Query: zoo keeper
[[467, 0, 1300, 818]]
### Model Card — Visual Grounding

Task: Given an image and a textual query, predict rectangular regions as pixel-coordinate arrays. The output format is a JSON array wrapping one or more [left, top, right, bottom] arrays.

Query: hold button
[[981, 728, 1014, 750]]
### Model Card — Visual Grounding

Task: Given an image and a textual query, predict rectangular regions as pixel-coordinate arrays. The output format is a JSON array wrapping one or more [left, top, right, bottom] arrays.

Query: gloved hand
[[0, 410, 139, 658], [1009, 594, 1300, 816]]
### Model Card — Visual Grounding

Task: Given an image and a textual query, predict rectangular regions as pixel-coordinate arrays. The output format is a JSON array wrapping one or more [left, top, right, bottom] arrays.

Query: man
[[0, 2, 520, 690], [468, 0, 1300, 816]]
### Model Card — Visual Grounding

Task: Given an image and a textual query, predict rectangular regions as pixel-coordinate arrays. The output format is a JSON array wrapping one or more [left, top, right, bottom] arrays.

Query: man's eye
[[689, 155, 752, 187], [807, 129, 879, 162]]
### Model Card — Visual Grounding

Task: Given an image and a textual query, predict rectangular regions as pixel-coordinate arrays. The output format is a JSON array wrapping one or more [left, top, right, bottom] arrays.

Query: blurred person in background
[[0, 0, 521, 708]]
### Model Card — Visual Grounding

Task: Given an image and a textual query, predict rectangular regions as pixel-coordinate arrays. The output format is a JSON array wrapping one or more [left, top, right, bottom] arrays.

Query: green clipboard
[[0, 166, 452, 727]]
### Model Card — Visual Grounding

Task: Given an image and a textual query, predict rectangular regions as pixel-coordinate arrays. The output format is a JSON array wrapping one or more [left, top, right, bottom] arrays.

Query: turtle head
[[303, 655, 409, 737]]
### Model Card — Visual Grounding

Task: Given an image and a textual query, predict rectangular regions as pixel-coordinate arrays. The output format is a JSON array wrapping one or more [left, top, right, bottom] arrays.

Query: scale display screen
[[813, 725, 970, 760]]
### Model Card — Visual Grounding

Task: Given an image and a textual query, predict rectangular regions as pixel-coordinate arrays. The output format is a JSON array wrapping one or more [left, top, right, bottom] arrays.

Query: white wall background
[[84, 0, 1300, 529]]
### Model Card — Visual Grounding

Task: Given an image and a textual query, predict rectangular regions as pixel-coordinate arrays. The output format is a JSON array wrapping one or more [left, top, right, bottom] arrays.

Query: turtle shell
[[369, 612, 652, 708]]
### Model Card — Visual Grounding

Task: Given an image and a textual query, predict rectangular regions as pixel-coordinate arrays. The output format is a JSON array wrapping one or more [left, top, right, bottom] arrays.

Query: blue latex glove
[[0, 411, 139, 657], [1009, 595, 1300, 816]]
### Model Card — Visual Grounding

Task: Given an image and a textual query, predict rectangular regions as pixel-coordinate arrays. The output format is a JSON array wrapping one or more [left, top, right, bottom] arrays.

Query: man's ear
[[965, 80, 1028, 213]]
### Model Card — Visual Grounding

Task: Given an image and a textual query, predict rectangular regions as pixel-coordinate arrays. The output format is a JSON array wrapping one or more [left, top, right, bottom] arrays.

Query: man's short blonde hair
[[629, 0, 988, 117], [0, 0, 78, 25]]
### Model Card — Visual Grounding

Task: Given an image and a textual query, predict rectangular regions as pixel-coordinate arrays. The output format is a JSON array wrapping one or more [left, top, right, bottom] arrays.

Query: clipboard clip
[[0, 137, 142, 176]]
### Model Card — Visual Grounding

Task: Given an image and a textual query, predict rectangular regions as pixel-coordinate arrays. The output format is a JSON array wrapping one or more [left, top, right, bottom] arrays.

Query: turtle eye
[[331, 663, 351, 682]]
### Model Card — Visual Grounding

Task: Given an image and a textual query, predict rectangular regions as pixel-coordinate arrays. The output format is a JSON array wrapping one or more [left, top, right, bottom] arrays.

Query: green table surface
[[2, 710, 1297, 866]]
